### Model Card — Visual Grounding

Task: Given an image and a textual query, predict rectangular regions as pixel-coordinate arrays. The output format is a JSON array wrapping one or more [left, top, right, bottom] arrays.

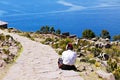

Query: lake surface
[[0, 0, 120, 37]]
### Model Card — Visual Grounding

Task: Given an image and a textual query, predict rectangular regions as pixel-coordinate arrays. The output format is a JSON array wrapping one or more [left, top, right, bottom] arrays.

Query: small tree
[[45, 26, 50, 33], [50, 27, 55, 33], [40, 26, 45, 33], [39, 26, 61, 34], [113, 34, 120, 41], [82, 29, 95, 39], [40, 26, 50, 33], [100, 30, 111, 39], [56, 29, 61, 34]]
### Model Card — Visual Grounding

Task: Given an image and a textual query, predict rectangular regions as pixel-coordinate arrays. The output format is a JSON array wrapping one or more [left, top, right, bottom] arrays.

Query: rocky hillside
[[19, 31, 120, 80], [0, 32, 22, 68], [0, 29, 84, 80], [2, 28, 120, 80]]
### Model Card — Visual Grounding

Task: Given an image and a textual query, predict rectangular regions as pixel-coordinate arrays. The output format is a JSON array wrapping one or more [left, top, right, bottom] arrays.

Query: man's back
[[58, 43, 77, 70], [62, 50, 77, 65]]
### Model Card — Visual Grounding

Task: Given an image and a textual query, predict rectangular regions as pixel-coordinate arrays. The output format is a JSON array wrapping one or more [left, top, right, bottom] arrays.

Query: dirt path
[[0, 30, 84, 80]]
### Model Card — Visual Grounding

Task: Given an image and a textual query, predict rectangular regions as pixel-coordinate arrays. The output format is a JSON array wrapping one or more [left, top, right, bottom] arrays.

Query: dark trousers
[[58, 58, 77, 70]]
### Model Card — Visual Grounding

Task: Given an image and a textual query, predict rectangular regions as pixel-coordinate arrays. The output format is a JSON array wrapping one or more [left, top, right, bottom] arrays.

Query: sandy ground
[[0, 30, 84, 80]]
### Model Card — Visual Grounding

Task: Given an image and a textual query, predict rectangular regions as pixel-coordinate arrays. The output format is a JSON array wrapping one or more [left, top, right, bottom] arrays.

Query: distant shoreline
[[8, 26, 119, 40]]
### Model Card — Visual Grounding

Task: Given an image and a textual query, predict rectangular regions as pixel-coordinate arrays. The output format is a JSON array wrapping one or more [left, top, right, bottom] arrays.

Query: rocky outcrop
[[0, 33, 21, 67], [0, 59, 6, 67], [96, 70, 115, 80]]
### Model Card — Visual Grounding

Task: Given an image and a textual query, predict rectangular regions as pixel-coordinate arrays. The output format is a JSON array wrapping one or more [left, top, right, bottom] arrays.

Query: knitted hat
[[66, 43, 73, 50]]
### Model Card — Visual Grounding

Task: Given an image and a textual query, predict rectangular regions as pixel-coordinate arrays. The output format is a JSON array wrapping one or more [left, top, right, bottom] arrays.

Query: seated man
[[58, 43, 77, 70]]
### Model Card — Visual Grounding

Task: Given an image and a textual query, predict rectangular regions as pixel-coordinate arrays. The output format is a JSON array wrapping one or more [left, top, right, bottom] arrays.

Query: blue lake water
[[0, 0, 120, 37]]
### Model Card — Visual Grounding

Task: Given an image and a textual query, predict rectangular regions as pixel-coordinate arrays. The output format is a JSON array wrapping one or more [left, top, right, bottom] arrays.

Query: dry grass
[[75, 58, 106, 80], [0, 63, 13, 80]]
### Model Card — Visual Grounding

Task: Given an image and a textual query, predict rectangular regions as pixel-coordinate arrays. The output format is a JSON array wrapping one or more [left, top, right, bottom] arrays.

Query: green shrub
[[2, 49, 10, 55], [107, 58, 120, 80], [91, 48, 102, 57], [60, 44, 66, 50], [58, 50, 64, 55], [65, 38, 72, 44], [88, 59, 96, 64], [82, 29, 96, 39], [41, 41, 45, 44], [78, 39, 90, 47], [113, 67, 120, 80], [112, 47, 120, 57], [0, 34, 5, 41], [52, 43, 59, 49], [105, 46, 120, 58], [80, 57, 89, 62], [95, 62, 101, 67], [101, 29, 111, 39], [20, 32, 34, 40], [45, 38, 53, 42], [107, 59, 117, 72], [6, 35, 13, 40], [58, 38, 73, 50]]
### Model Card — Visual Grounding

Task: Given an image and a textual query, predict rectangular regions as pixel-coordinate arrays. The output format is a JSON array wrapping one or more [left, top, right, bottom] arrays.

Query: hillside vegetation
[[0, 30, 22, 79], [6, 27, 120, 80]]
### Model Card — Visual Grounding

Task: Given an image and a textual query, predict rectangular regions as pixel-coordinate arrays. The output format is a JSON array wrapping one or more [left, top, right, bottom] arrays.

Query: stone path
[[0, 30, 84, 80]]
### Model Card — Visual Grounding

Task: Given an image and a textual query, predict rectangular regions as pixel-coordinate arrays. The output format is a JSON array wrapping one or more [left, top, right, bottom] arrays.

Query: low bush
[[95, 62, 101, 67], [52, 43, 59, 49], [88, 59, 96, 64], [2, 49, 10, 55], [45, 38, 53, 42], [91, 48, 102, 57], [107, 58, 120, 80], [20, 32, 34, 40], [58, 50, 64, 55], [6, 35, 13, 40], [0, 34, 5, 41], [80, 57, 89, 62]]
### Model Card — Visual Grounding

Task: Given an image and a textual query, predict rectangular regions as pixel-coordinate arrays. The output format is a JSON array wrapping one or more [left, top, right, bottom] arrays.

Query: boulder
[[1, 53, 8, 59], [98, 53, 109, 60], [101, 61, 108, 67], [96, 70, 115, 80], [0, 59, 6, 67]]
